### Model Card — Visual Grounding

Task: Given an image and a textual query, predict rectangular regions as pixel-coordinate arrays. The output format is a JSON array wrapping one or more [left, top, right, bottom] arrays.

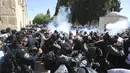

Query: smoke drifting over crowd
[[106, 20, 129, 35], [48, 6, 130, 35], [47, 6, 72, 34]]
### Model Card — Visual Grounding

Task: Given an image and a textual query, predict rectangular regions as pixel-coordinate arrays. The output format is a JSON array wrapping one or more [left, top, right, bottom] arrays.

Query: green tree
[[55, 0, 122, 25], [46, 9, 51, 18], [33, 13, 51, 24]]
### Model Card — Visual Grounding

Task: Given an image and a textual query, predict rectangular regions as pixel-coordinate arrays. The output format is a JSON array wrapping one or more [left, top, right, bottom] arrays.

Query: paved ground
[[35, 61, 49, 73]]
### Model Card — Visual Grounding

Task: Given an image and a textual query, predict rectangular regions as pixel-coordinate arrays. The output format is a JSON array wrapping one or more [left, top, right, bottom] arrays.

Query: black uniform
[[0, 45, 12, 73], [9, 44, 40, 70], [123, 38, 130, 56], [27, 35, 40, 49]]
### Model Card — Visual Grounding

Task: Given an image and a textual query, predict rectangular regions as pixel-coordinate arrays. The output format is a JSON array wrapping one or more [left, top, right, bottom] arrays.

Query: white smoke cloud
[[47, 6, 99, 35], [47, 6, 72, 34], [106, 19, 129, 35], [82, 27, 99, 34], [48, 6, 130, 36]]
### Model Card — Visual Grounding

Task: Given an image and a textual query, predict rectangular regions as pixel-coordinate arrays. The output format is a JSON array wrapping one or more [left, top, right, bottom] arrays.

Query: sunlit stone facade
[[0, 0, 28, 31]]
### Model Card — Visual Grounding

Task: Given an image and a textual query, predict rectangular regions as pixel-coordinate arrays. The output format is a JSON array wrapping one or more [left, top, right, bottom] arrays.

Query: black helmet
[[103, 32, 111, 41], [11, 30, 17, 34], [6, 28, 11, 33], [6, 35, 16, 43], [1, 29, 6, 34]]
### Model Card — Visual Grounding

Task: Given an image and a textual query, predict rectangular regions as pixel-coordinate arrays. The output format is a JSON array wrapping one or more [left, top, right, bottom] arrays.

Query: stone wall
[[0, 0, 28, 31], [0, 24, 17, 30], [0, 0, 16, 25], [0, 0, 16, 16]]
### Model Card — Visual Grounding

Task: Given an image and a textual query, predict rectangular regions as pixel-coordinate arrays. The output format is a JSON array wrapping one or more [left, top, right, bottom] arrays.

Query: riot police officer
[[0, 37, 12, 73], [9, 34, 42, 71]]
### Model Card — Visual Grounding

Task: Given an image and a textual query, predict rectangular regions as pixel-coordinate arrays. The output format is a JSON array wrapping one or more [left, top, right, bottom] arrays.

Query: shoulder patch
[[21, 49, 25, 51], [24, 53, 30, 58]]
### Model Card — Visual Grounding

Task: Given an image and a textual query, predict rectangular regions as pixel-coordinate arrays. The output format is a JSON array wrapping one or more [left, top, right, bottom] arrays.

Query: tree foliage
[[55, 0, 122, 25], [46, 9, 51, 18], [33, 13, 51, 24]]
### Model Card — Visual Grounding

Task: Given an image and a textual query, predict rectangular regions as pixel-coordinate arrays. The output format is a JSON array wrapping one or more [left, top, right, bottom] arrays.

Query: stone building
[[0, 0, 28, 31]]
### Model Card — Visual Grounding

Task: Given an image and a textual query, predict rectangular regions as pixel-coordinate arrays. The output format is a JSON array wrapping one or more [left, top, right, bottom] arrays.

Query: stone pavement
[[35, 61, 49, 73]]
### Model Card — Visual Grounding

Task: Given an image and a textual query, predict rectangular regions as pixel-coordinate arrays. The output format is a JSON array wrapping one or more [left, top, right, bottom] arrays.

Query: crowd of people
[[0, 26, 130, 73]]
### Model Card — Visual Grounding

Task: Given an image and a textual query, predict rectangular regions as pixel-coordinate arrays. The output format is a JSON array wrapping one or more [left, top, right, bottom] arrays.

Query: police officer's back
[[0, 37, 13, 73], [9, 35, 42, 70]]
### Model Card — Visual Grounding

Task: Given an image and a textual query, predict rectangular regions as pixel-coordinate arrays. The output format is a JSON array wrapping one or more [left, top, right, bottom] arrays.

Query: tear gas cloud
[[47, 6, 72, 34], [48, 6, 130, 36], [106, 19, 129, 35], [48, 6, 99, 35]]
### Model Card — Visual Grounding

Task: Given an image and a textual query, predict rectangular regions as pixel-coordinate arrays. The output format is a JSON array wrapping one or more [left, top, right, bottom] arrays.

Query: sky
[[26, 0, 57, 20], [120, 0, 130, 21], [27, 0, 130, 21]]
